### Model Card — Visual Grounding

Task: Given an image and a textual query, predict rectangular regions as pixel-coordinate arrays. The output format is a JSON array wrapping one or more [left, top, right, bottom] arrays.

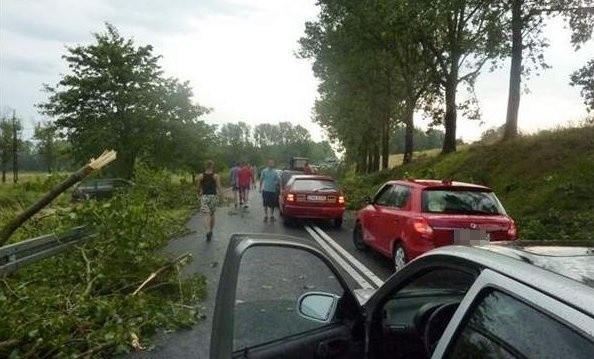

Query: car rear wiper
[[313, 187, 336, 192]]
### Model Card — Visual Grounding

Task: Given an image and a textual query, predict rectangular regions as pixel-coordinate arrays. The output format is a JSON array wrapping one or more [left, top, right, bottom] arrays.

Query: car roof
[[389, 179, 491, 190], [481, 241, 594, 287], [426, 243, 594, 315]]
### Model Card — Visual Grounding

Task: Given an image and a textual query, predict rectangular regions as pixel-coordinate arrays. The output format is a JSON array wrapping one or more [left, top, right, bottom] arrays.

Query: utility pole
[[12, 110, 18, 184]]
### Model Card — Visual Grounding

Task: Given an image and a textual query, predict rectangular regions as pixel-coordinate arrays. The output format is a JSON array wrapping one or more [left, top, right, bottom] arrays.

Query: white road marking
[[312, 225, 385, 287], [304, 225, 375, 290]]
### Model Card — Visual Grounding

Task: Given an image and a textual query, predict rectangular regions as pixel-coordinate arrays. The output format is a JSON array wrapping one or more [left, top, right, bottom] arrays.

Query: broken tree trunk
[[0, 150, 117, 246]]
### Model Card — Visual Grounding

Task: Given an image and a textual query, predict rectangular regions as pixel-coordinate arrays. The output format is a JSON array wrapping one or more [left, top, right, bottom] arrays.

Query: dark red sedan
[[279, 175, 345, 227], [354, 179, 517, 271]]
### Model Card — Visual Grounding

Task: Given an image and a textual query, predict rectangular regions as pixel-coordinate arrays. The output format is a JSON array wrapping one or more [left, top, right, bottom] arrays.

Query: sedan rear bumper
[[282, 204, 344, 219]]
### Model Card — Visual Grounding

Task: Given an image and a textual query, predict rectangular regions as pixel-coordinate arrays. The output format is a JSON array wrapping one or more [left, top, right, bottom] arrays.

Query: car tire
[[353, 223, 368, 251], [393, 243, 408, 272], [333, 217, 343, 229]]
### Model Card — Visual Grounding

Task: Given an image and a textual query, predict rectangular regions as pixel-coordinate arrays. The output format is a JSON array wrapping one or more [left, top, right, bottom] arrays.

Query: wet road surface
[[127, 190, 394, 358]]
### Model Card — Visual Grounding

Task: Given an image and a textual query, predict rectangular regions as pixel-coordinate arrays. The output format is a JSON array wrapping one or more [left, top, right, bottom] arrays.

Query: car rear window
[[422, 188, 505, 215], [291, 179, 337, 192]]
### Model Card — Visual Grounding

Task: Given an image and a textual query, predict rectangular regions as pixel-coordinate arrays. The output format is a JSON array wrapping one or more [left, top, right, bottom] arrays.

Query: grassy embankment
[[341, 126, 594, 241]]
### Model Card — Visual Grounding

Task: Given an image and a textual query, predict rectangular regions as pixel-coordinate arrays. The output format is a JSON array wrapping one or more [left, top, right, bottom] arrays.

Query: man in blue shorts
[[259, 159, 281, 222]]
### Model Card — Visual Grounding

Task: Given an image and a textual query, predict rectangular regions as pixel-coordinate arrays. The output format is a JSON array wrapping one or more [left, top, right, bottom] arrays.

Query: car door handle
[[317, 338, 348, 358]]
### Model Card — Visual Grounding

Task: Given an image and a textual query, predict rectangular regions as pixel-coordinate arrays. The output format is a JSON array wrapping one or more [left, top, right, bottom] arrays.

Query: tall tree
[[0, 116, 21, 183], [39, 24, 209, 178], [299, 0, 397, 172], [33, 120, 58, 173], [418, 0, 508, 153], [571, 59, 594, 112], [218, 122, 252, 148], [503, 0, 594, 140]]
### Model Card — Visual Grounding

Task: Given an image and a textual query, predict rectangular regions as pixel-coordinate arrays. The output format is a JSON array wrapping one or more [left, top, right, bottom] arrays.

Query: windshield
[[291, 179, 337, 192], [422, 189, 506, 215]]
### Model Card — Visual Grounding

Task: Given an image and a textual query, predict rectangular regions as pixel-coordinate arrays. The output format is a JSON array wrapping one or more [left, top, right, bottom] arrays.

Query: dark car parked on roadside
[[354, 179, 517, 271], [211, 235, 594, 358], [71, 178, 133, 201]]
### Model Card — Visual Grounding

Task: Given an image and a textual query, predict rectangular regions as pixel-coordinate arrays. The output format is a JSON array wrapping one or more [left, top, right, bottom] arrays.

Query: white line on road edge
[[304, 225, 375, 290], [312, 225, 385, 288]]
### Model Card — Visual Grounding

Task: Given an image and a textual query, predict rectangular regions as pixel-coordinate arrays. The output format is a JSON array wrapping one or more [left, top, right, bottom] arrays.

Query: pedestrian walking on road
[[251, 164, 257, 190], [238, 162, 253, 208], [229, 162, 240, 208], [259, 159, 281, 222], [197, 160, 222, 241]]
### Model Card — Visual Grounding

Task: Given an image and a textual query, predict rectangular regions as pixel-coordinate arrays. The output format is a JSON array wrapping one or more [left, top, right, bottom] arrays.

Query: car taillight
[[338, 196, 345, 204], [507, 221, 517, 239], [413, 218, 433, 236], [286, 193, 295, 202]]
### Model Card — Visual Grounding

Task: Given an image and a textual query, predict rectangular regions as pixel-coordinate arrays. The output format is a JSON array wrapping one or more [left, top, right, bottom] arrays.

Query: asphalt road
[[127, 189, 394, 358]]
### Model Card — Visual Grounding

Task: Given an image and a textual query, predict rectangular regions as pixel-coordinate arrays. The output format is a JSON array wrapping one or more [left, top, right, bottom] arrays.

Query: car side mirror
[[297, 292, 339, 323], [363, 196, 372, 205]]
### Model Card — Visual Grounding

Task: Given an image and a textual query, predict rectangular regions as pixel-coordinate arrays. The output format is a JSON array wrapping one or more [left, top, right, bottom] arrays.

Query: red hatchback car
[[354, 179, 517, 271], [279, 175, 345, 227]]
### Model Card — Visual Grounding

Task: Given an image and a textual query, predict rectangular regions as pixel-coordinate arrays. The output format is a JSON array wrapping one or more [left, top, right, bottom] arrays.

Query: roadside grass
[[340, 125, 594, 241]]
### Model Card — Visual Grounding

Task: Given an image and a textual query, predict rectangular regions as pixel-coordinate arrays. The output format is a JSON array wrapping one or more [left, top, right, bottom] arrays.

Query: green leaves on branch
[[571, 59, 594, 112], [0, 165, 205, 357]]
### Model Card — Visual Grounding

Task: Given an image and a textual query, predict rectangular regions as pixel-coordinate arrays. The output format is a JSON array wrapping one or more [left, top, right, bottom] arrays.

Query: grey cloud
[[1, 0, 254, 44], [1, 55, 58, 75], [102, 0, 254, 33]]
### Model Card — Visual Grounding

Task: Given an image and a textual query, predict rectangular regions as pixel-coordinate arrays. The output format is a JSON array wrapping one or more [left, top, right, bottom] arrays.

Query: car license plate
[[454, 229, 490, 245], [307, 195, 326, 201]]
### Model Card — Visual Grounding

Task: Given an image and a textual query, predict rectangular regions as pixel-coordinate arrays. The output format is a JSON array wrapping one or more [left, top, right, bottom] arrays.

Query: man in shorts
[[196, 160, 222, 241], [229, 162, 240, 208], [259, 159, 281, 222]]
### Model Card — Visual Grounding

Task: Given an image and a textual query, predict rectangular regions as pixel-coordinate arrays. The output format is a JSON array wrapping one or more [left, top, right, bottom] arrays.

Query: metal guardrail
[[0, 226, 96, 275]]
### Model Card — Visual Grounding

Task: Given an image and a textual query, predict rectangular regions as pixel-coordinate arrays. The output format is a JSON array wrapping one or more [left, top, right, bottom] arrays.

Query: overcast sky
[[1, 0, 592, 143]]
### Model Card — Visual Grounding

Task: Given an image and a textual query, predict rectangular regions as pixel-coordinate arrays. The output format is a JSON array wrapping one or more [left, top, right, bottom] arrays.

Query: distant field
[[0, 171, 63, 187]]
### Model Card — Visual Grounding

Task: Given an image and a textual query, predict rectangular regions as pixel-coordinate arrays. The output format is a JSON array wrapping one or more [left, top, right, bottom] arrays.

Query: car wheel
[[393, 243, 408, 272], [333, 217, 343, 229], [353, 223, 368, 251]]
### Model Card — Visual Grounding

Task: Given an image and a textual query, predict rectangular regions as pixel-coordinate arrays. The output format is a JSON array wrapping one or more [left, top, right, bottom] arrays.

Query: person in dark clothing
[[196, 160, 222, 241], [303, 160, 313, 174]]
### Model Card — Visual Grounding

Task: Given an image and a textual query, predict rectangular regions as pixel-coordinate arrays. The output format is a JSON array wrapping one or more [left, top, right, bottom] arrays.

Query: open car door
[[210, 234, 365, 359]]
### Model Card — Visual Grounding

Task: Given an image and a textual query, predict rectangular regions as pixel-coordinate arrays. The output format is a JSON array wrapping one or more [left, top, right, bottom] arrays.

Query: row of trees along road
[[214, 121, 336, 168], [299, 0, 594, 173]]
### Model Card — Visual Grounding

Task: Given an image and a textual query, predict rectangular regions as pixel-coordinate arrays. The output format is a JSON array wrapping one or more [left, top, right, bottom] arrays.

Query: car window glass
[[448, 290, 594, 359], [292, 179, 337, 191], [374, 185, 394, 206], [422, 189, 505, 215], [233, 246, 344, 352], [394, 268, 476, 297], [390, 185, 411, 208], [381, 268, 477, 358]]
